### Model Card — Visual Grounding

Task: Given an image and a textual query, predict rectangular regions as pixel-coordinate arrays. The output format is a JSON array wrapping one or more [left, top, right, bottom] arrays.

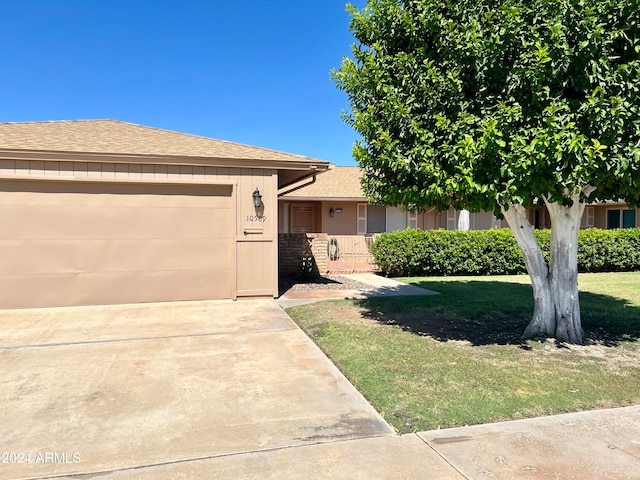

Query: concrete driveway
[[0, 299, 393, 479]]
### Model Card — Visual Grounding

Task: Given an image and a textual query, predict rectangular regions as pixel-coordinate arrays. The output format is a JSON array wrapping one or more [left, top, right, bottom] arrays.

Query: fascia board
[[278, 196, 368, 202], [0, 148, 331, 171]]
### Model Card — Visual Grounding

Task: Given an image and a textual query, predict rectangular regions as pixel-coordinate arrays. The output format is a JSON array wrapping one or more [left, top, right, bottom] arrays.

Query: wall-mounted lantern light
[[252, 188, 263, 208], [329, 208, 335, 217]]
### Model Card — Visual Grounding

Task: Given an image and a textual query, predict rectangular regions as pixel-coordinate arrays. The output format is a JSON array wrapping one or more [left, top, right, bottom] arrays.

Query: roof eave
[[0, 148, 331, 171], [278, 196, 368, 202]]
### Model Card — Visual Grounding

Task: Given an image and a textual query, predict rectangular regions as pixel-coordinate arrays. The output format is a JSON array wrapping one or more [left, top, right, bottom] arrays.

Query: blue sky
[[0, 1, 365, 165]]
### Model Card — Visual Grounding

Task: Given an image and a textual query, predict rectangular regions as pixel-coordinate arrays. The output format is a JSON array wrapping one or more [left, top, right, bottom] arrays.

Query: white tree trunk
[[502, 192, 586, 344], [545, 194, 585, 344], [501, 204, 555, 338]]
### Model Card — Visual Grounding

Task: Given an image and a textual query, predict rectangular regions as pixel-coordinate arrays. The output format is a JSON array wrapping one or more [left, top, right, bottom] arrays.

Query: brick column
[[309, 234, 329, 274], [278, 233, 329, 276]]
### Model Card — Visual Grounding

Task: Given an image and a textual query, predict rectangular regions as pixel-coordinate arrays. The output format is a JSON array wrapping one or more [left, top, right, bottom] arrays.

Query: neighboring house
[[0, 119, 329, 308], [278, 166, 637, 235], [513, 199, 637, 230], [592, 200, 638, 229]]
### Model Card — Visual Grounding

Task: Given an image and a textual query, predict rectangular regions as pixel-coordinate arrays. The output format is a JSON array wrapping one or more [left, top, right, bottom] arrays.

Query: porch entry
[[326, 235, 379, 274]]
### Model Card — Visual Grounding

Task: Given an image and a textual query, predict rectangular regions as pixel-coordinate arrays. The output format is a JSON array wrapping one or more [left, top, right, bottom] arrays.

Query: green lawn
[[286, 272, 640, 433]]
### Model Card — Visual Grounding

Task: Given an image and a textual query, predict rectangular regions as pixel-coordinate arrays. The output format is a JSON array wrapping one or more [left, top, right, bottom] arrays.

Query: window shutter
[[581, 207, 594, 228], [357, 203, 367, 235], [408, 211, 418, 229], [446, 209, 456, 230]]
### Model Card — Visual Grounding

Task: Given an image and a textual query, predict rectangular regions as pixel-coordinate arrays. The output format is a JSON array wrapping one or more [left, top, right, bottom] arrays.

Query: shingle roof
[[0, 119, 327, 164], [282, 166, 365, 199]]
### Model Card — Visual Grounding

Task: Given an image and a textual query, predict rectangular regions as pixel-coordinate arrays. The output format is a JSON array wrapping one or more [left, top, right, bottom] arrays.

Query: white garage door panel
[[0, 180, 233, 308]]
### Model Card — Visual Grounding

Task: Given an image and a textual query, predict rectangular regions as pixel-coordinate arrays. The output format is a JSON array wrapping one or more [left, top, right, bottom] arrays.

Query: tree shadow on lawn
[[352, 279, 640, 348]]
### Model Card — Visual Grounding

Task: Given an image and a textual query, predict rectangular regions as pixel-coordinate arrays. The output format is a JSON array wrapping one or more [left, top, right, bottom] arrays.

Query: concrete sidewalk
[[277, 272, 438, 308], [418, 406, 640, 479], [63, 405, 640, 479]]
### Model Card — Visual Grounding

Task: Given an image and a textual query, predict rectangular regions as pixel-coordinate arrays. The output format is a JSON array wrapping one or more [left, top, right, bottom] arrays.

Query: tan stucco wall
[[320, 201, 359, 235], [278, 200, 356, 235], [314, 204, 324, 234], [279, 201, 453, 234], [418, 209, 443, 230], [278, 200, 376, 235], [0, 158, 279, 301], [593, 206, 607, 229], [278, 202, 287, 233]]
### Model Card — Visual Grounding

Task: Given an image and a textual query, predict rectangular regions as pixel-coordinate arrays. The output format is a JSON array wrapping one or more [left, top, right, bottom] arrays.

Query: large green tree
[[333, 0, 640, 343]]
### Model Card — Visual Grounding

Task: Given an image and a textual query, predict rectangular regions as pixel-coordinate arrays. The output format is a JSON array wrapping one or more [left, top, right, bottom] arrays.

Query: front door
[[290, 203, 315, 233]]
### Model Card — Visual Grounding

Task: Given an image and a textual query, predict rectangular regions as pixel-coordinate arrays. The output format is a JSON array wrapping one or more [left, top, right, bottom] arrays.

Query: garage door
[[0, 180, 233, 308]]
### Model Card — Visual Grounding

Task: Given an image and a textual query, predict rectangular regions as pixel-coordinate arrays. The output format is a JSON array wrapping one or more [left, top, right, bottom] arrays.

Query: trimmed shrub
[[577, 228, 640, 272], [371, 228, 640, 277]]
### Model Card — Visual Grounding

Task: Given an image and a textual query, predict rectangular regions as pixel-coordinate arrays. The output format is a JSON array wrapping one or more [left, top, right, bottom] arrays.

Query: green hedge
[[370, 228, 640, 277]]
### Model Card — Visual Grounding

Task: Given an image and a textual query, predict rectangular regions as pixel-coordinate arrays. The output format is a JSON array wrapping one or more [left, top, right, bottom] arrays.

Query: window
[[623, 209, 637, 228], [386, 207, 408, 232], [366, 205, 386, 233], [607, 209, 636, 229], [471, 211, 496, 230]]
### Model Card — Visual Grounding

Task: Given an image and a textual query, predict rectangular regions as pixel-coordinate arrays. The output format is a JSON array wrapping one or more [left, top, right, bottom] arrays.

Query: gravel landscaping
[[278, 274, 373, 296]]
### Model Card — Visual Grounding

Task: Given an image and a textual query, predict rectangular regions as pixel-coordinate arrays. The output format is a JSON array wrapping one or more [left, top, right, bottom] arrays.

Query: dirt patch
[[537, 340, 640, 368]]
